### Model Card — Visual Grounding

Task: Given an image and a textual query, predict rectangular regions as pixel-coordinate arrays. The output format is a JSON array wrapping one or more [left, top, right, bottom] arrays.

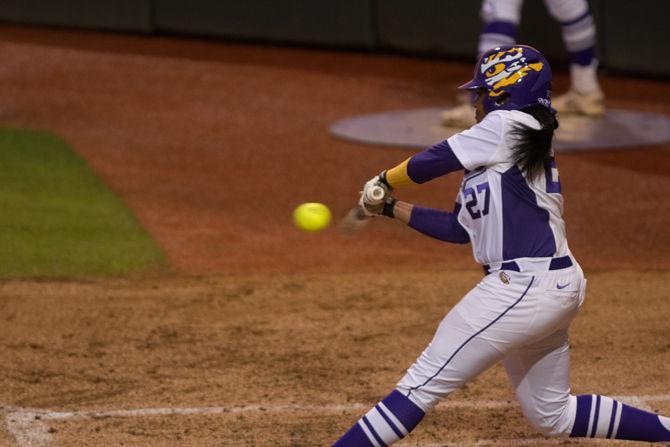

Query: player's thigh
[[526, 267, 585, 340], [397, 274, 537, 411], [396, 306, 506, 411], [503, 328, 575, 435]]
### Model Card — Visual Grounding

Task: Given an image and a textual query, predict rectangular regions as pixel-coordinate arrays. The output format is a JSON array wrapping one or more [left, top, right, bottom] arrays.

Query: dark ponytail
[[509, 105, 559, 181]]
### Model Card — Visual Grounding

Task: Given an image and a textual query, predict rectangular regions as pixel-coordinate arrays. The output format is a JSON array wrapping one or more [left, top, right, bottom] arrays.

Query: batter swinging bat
[[338, 185, 386, 235]]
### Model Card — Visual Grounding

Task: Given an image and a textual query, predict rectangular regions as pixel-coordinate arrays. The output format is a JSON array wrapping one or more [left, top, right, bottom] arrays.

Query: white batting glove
[[358, 173, 392, 216], [358, 192, 379, 217]]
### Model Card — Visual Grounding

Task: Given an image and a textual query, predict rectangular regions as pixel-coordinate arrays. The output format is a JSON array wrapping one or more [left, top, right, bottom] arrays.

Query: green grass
[[0, 129, 165, 278]]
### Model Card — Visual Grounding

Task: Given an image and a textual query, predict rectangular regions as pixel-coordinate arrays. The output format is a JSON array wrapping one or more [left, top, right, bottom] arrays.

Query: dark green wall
[[153, 0, 376, 48], [375, 0, 605, 65], [0, 0, 668, 76], [375, 1, 481, 59], [602, 0, 670, 76], [0, 0, 152, 32]]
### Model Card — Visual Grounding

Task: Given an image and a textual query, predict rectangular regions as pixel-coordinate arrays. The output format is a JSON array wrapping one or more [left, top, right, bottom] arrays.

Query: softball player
[[332, 45, 670, 446], [442, 0, 604, 127]]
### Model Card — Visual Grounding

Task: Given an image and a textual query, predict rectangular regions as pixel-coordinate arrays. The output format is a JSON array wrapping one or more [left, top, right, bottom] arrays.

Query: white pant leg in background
[[396, 266, 585, 412], [542, 0, 588, 23], [478, 0, 524, 54], [543, 0, 596, 58], [543, 0, 600, 94], [480, 0, 524, 25]]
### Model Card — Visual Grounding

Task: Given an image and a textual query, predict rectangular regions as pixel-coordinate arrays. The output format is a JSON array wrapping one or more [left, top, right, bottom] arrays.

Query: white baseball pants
[[396, 263, 587, 436]]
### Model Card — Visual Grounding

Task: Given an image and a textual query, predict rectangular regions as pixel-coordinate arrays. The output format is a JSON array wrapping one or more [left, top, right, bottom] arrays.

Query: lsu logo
[[480, 47, 543, 97], [499, 271, 511, 285]]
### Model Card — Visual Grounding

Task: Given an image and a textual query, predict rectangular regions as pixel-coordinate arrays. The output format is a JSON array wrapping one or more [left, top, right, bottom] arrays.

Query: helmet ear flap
[[495, 92, 511, 106], [468, 90, 479, 105]]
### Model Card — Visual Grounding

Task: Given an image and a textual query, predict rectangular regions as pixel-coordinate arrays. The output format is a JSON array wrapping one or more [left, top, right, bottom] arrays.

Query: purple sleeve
[[408, 203, 470, 244], [406, 140, 464, 184]]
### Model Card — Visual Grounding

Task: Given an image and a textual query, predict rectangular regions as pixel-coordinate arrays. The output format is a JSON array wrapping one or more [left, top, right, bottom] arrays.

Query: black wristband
[[381, 197, 397, 218], [379, 171, 393, 191]]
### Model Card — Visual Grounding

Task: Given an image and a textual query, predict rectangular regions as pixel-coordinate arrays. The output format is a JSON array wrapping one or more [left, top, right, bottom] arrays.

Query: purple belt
[[483, 255, 573, 275]]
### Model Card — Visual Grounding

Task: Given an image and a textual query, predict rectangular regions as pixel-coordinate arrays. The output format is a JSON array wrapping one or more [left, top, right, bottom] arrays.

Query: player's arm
[[358, 140, 463, 217], [388, 200, 470, 244], [384, 140, 464, 188], [359, 114, 502, 217], [380, 111, 503, 190]]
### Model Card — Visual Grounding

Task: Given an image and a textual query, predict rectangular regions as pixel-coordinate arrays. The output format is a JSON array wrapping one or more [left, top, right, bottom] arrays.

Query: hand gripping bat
[[338, 185, 386, 235]]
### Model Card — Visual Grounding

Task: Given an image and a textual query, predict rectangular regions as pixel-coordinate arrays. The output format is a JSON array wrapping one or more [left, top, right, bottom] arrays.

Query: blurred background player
[[441, 0, 605, 128]]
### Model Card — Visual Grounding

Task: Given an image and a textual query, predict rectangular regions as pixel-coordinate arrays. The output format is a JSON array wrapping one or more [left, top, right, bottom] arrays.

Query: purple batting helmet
[[460, 45, 554, 114]]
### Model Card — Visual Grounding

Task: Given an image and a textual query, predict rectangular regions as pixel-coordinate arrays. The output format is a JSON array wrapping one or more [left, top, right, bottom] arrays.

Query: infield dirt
[[0, 26, 668, 446], [1, 272, 669, 446]]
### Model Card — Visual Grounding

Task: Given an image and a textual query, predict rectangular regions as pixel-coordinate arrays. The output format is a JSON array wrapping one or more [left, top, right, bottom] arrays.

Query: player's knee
[[525, 412, 568, 437], [520, 395, 576, 437], [480, 0, 523, 25], [395, 368, 458, 413], [543, 0, 588, 23], [393, 385, 438, 413]]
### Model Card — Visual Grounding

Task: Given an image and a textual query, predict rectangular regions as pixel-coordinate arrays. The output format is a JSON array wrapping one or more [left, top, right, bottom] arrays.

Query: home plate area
[[330, 108, 670, 152]]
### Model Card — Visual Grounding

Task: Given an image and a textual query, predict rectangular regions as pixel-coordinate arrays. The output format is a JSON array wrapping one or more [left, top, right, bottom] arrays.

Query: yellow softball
[[293, 202, 332, 232]]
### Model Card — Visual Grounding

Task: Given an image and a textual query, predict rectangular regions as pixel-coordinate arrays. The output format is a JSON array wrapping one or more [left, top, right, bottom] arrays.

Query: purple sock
[[479, 21, 518, 56], [568, 47, 595, 67], [332, 390, 425, 446], [559, 11, 596, 66], [570, 394, 670, 442]]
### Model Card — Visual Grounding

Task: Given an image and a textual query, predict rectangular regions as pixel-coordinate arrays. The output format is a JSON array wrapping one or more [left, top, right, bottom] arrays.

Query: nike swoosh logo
[[557, 283, 570, 289]]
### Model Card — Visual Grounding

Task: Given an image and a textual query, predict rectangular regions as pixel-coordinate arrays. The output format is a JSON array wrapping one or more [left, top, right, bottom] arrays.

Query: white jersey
[[447, 110, 568, 265]]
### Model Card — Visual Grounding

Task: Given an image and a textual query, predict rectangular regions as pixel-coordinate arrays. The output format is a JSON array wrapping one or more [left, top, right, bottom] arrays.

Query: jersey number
[[464, 182, 490, 220]]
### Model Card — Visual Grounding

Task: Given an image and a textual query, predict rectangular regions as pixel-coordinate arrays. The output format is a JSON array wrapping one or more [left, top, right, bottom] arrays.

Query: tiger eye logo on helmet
[[480, 47, 544, 97]]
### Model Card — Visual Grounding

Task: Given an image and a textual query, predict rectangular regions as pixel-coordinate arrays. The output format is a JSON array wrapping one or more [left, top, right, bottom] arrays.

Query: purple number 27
[[464, 182, 490, 220]]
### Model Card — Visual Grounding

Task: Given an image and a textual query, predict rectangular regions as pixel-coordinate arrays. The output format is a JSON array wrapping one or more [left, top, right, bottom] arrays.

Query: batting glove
[[358, 171, 393, 217]]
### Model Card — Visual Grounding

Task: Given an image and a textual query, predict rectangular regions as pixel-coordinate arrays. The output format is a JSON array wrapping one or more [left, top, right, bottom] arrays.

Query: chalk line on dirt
[[4, 394, 670, 447]]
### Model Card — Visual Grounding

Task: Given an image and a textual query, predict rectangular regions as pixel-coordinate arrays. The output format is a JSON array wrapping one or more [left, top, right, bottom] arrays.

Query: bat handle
[[339, 185, 389, 235], [365, 185, 386, 205], [356, 185, 387, 220]]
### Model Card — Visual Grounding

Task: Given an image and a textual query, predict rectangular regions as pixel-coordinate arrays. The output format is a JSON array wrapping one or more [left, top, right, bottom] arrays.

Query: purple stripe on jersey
[[570, 395, 592, 437], [408, 204, 470, 244], [375, 404, 404, 439], [590, 395, 602, 437], [362, 416, 387, 447], [382, 390, 425, 433], [568, 47, 595, 66], [482, 21, 518, 39], [462, 169, 487, 189], [606, 401, 618, 438], [501, 166, 556, 260], [406, 140, 464, 184]]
